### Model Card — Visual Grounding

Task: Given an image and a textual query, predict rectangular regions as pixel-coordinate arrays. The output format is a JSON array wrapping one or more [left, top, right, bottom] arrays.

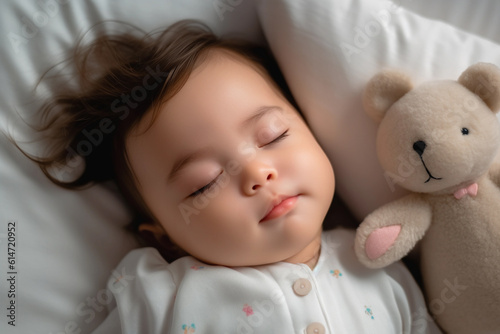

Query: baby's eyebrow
[[240, 105, 283, 130]]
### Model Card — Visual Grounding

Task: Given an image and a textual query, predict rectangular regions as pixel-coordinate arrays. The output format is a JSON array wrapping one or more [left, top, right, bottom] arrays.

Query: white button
[[305, 322, 325, 334], [293, 278, 312, 296]]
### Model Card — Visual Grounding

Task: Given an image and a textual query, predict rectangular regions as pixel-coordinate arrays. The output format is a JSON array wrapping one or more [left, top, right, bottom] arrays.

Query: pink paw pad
[[365, 225, 401, 260]]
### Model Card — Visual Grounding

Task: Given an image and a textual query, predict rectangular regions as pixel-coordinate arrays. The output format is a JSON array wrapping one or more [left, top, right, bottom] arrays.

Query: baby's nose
[[242, 162, 277, 195], [250, 172, 275, 191]]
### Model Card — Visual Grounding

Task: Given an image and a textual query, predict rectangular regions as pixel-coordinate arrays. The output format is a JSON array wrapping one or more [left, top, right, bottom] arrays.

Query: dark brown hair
[[16, 19, 298, 262]]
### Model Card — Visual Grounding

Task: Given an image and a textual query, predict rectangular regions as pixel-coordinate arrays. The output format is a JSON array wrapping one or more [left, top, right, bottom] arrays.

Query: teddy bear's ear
[[362, 69, 413, 123], [458, 62, 500, 113]]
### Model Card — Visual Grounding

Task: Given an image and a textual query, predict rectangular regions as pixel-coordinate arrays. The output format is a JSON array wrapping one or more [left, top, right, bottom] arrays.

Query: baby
[[23, 20, 440, 334]]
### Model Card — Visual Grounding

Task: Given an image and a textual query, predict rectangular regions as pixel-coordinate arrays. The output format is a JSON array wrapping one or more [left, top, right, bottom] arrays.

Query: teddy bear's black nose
[[413, 140, 426, 156]]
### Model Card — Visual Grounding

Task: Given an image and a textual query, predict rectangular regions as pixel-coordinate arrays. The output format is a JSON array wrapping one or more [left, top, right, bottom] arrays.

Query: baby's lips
[[260, 195, 299, 222]]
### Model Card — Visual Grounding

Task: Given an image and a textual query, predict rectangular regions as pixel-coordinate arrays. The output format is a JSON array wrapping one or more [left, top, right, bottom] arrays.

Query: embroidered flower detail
[[242, 304, 254, 316], [330, 269, 342, 278], [182, 323, 196, 333], [364, 305, 374, 319], [190, 265, 205, 270], [112, 275, 123, 286]]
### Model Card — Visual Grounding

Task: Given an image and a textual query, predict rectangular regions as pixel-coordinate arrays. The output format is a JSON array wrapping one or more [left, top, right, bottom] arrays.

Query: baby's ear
[[458, 62, 500, 113], [363, 69, 413, 123], [139, 223, 166, 238]]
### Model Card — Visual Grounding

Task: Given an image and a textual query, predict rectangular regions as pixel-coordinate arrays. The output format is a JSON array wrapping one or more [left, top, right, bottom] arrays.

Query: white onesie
[[92, 228, 441, 334]]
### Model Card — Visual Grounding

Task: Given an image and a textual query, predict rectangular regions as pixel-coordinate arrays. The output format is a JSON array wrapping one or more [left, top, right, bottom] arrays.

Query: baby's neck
[[283, 232, 322, 270], [302, 248, 321, 270]]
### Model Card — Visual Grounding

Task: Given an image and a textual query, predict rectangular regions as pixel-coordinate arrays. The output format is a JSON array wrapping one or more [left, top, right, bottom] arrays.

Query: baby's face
[[126, 50, 335, 266]]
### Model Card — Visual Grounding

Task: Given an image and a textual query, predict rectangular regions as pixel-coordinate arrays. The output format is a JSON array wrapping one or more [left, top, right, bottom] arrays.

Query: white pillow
[[0, 1, 261, 333], [257, 0, 500, 220], [398, 0, 500, 45]]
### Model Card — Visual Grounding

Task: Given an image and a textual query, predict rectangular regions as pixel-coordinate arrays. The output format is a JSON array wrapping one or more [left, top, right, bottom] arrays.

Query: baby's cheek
[[185, 188, 239, 227], [183, 197, 254, 260], [288, 140, 324, 170], [296, 139, 335, 191]]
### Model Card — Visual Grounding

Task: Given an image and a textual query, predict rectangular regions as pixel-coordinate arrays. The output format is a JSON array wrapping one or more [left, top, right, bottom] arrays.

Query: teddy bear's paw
[[365, 225, 401, 260]]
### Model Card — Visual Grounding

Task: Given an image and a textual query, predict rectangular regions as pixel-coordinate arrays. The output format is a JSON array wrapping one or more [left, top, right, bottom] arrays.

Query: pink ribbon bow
[[453, 183, 478, 199]]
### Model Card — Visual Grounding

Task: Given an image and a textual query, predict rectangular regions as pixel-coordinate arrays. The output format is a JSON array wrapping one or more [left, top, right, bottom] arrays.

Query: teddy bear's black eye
[[461, 128, 469, 135]]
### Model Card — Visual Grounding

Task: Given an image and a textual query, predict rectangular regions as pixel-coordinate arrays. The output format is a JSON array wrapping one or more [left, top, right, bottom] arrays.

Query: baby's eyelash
[[188, 172, 221, 198], [266, 129, 289, 146]]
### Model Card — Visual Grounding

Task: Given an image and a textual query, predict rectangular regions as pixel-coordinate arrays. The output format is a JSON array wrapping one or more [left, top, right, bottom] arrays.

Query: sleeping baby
[[18, 20, 441, 334]]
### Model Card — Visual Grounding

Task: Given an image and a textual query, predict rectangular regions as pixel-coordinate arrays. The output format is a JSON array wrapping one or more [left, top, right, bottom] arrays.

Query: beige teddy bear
[[354, 63, 500, 334]]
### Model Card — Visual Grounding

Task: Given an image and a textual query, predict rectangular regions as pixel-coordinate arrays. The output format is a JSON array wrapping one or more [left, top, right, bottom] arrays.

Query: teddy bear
[[354, 62, 500, 334]]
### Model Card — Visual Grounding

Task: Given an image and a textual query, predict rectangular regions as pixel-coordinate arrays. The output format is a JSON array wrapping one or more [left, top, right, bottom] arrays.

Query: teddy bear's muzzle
[[413, 140, 443, 183]]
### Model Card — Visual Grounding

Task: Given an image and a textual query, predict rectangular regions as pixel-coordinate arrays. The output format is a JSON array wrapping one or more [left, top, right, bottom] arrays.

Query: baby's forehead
[[135, 49, 278, 128], [128, 49, 282, 139], [198, 47, 273, 83]]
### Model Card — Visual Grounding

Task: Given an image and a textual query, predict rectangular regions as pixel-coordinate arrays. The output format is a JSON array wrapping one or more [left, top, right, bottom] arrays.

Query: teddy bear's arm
[[354, 193, 432, 269]]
